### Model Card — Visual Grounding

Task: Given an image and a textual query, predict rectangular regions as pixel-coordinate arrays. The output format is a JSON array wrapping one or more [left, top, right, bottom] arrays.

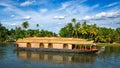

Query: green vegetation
[[0, 23, 9, 42], [59, 18, 120, 43], [22, 21, 29, 30], [0, 22, 57, 42], [97, 43, 120, 46], [0, 18, 120, 44]]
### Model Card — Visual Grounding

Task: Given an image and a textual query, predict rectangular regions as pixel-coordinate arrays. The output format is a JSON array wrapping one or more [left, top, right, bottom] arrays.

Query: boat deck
[[17, 47, 98, 54]]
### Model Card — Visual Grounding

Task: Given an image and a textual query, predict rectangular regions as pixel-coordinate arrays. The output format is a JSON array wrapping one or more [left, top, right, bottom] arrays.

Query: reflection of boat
[[17, 51, 97, 64], [16, 37, 98, 54], [6, 39, 16, 42], [101, 46, 105, 51], [96, 46, 105, 54]]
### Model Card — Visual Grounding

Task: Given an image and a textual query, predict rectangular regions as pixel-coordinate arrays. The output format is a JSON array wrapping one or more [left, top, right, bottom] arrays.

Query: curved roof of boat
[[16, 37, 93, 44]]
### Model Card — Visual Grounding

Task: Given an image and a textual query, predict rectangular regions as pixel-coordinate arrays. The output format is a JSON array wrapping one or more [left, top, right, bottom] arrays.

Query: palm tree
[[21, 21, 29, 37], [22, 21, 29, 30], [35, 24, 40, 37], [116, 27, 120, 43], [73, 22, 81, 38], [66, 23, 73, 37], [81, 21, 88, 38], [36, 24, 39, 28], [88, 24, 98, 41], [71, 18, 76, 26], [81, 28, 87, 38], [71, 18, 77, 38]]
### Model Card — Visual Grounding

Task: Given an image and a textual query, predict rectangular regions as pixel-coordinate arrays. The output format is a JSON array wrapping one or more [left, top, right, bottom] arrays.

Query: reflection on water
[[17, 51, 97, 64], [0, 44, 120, 68]]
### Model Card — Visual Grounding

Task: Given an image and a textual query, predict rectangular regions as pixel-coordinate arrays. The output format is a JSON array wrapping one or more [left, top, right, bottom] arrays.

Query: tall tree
[[71, 18, 76, 26], [116, 27, 120, 43], [36, 24, 39, 28], [21, 21, 29, 37], [89, 24, 98, 39], [0, 23, 8, 42], [66, 23, 73, 37], [73, 22, 81, 38], [22, 21, 29, 30], [71, 18, 77, 38], [81, 21, 88, 38]]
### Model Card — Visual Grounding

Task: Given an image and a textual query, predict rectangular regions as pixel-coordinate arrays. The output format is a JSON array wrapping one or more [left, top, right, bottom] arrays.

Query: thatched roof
[[17, 37, 93, 44]]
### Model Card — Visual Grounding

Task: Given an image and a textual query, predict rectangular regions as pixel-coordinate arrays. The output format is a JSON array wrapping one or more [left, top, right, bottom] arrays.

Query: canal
[[0, 43, 120, 68]]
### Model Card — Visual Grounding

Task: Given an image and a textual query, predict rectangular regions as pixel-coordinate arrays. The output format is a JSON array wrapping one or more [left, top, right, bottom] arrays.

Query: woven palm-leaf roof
[[17, 37, 93, 44]]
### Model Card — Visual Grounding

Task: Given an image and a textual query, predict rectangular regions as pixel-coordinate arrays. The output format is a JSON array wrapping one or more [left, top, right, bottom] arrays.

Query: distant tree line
[[0, 21, 57, 42], [59, 18, 120, 43], [0, 19, 120, 43], [0, 23, 8, 42]]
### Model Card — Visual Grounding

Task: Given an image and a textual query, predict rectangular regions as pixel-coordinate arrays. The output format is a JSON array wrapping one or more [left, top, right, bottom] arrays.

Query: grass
[[0, 42, 16, 46], [96, 43, 120, 46]]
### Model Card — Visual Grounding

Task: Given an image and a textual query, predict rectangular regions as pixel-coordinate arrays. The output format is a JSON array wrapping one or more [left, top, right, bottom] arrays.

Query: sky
[[0, 0, 120, 33]]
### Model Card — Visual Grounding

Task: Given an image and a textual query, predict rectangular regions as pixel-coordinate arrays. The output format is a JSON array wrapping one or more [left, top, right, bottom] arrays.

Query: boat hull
[[16, 47, 98, 54]]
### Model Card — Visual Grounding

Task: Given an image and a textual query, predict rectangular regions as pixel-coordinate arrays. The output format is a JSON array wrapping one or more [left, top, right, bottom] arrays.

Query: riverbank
[[96, 43, 120, 46], [0, 42, 16, 46]]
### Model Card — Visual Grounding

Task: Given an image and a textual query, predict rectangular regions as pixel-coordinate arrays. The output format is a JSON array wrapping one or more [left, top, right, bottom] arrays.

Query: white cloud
[[91, 4, 99, 9], [53, 16, 66, 19], [39, 8, 48, 13], [54, 0, 92, 16], [83, 16, 92, 20], [0, 2, 10, 7], [0, 0, 120, 33], [106, 12, 120, 18], [82, 11, 120, 20], [20, 1, 34, 6], [11, 14, 15, 17], [95, 12, 106, 18], [58, 2, 70, 10], [58, 22, 63, 25], [104, 2, 120, 8], [80, 11, 120, 29], [40, 24, 43, 27], [11, 23, 18, 26], [0, 2, 15, 12], [22, 16, 31, 20]]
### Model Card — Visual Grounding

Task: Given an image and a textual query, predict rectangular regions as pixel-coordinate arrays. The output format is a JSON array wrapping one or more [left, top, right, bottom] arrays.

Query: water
[[0, 44, 120, 68]]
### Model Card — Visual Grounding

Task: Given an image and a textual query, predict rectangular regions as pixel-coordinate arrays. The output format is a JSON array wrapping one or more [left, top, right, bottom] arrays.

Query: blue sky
[[0, 0, 120, 33]]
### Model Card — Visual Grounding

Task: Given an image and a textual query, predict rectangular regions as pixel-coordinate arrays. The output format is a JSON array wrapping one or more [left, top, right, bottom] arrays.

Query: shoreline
[[96, 43, 120, 46]]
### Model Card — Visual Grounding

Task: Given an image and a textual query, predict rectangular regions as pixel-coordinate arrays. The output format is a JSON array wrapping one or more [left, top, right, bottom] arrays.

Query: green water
[[0, 43, 120, 68]]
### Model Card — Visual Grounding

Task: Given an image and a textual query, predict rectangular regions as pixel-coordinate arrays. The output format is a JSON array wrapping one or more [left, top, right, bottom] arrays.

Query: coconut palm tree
[[73, 22, 81, 38], [71, 18, 78, 38], [36, 24, 39, 28], [88, 24, 98, 41], [22, 21, 29, 30], [21, 21, 29, 37], [81, 21, 88, 38], [35, 24, 40, 37], [81, 28, 87, 38], [66, 23, 73, 37], [71, 18, 76, 26]]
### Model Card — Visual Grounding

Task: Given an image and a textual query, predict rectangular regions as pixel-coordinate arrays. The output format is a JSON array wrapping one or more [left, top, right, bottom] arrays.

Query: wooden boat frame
[[16, 37, 98, 54]]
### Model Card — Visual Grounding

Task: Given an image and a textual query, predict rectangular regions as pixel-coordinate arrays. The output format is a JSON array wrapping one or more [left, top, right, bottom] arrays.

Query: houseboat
[[16, 37, 98, 54]]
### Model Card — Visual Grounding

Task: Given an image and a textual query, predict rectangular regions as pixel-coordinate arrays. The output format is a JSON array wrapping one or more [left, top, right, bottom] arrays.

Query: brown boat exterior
[[16, 37, 98, 54]]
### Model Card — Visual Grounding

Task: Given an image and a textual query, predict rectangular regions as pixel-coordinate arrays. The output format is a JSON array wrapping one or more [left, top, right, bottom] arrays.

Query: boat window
[[39, 43, 44, 48], [16, 44, 19, 47], [27, 43, 31, 48], [63, 44, 68, 49], [72, 44, 75, 49], [48, 43, 53, 48]]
